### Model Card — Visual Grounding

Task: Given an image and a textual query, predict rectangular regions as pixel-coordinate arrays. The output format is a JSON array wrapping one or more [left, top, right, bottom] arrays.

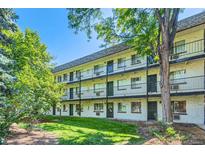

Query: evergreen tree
[[0, 8, 18, 144]]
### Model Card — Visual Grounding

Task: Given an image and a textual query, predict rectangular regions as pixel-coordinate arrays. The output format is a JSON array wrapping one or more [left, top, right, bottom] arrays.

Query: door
[[107, 103, 114, 118], [52, 104, 56, 115], [147, 101, 157, 120], [147, 74, 157, 93], [107, 81, 114, 96], [69, 88, 74, 99], [69, 104, 74, 116], [107, 60, 114, 73], [69, 72, 74, 81]]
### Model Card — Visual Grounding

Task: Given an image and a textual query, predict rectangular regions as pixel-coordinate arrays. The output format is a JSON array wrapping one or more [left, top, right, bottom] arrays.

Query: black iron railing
[[58, 39, 205, 84], [61, 75, 205, 100]]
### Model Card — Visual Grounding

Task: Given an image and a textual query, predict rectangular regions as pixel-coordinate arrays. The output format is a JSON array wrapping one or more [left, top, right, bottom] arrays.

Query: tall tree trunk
[[159, 11, 173, 123], [155, 8, 180, 123], [159, 47, 172, 123]]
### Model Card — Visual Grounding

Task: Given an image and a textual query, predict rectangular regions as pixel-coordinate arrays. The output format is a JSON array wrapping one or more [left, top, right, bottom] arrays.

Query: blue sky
[[15, 8, 205, 66]]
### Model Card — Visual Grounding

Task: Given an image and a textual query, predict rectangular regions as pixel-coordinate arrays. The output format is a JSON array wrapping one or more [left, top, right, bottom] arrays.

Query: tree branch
[[169, 8, 180, 46]]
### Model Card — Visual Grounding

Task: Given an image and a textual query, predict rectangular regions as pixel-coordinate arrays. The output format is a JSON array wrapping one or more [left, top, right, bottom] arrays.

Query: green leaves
[[67, 9, 159, 55], [0, 8, 18, 143], [8, 29, 63, 122]]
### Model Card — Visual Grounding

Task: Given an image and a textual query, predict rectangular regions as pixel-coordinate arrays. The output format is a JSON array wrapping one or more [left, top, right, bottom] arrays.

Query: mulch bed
[[6, 123, 58, 145], [113, 119, 205, 145]]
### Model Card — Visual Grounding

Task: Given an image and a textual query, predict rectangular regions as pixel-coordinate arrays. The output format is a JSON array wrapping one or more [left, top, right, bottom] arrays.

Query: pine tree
[[0, 8, 18, 144]]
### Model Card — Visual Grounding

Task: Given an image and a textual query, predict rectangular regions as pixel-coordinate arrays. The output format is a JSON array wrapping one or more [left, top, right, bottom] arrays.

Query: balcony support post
[[106, 62, 108, 118], [79, 72, 82, 116], [146, 56, 149, 113], [204, 29, 205, 53]]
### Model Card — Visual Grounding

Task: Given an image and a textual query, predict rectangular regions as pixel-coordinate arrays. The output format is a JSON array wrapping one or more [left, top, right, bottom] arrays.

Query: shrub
[[166, 127, 176, 136]]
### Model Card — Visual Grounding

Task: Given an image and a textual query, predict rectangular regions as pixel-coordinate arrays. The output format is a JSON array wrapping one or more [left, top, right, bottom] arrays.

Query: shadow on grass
[[38, 116, 144, 145]]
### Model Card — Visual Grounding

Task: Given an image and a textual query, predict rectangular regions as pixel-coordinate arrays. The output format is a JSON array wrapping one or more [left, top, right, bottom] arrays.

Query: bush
[[166, 127, 176, 136]]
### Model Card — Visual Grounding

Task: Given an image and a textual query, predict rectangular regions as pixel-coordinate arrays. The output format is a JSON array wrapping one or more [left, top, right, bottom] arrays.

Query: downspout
[[106, 63, 108, 118]]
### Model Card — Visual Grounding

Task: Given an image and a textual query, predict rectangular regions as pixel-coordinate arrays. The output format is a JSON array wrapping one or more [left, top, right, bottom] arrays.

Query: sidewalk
[[198, 124, 205, 131]]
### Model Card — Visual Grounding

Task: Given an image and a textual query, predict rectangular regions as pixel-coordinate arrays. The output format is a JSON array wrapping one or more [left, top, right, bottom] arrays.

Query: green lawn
[[37, 116, 144, 145]]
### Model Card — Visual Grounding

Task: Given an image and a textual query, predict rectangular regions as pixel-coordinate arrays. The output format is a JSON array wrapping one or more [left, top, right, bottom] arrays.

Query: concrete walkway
[[198, 124, 205, 131]]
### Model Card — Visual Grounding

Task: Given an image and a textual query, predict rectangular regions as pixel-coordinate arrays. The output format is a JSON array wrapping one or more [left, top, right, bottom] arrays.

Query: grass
[[36, 116, 144, 145]]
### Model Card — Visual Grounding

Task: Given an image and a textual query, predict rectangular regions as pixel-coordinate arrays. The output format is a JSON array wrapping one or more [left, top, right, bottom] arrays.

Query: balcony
[[170, 39, 204, 61], [63, 39, 204, 83], [62, 75, 205, 101]]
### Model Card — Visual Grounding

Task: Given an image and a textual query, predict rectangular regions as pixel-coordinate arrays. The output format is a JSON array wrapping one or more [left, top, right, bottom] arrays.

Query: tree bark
[[159, 47, 172, 123], [158, 8, 173, 123]]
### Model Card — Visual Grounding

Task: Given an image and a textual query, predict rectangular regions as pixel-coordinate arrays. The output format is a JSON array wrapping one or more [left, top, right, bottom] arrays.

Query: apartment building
[[51, 12, 205, 125]]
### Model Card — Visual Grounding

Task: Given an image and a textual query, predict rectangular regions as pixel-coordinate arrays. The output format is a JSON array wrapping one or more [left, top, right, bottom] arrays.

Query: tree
[[67, 8, 180, 123], [0, 8, 18, 144], [4, 29, 63, 128]]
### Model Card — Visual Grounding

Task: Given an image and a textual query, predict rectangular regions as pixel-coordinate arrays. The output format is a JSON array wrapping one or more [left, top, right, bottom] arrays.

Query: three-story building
[[51, 12, 205, 125]]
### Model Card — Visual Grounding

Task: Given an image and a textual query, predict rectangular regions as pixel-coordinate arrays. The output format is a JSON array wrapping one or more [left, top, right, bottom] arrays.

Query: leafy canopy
[[3, 29, 63, 122]]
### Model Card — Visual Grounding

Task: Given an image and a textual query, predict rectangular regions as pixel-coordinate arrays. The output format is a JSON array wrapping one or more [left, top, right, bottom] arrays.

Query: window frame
[[131, 54, 141, 65], [76, 70, 81, 79], [94, 65, 103, 74], [63, 104, 67, 112], [131, 77, 141, 89], [118, 103, 127, 113], [57, 76, 62, 83], [75, 104, 83, 112], [69, 72, 74, 81], [63, 74, 68, 81], [131, 102, 141, 113], [117, 58, 126, 68], [117, 79, 127, 90], [94, 83, 105, 92], [94, 103, 104, 112], [171, 101, 186, 114]]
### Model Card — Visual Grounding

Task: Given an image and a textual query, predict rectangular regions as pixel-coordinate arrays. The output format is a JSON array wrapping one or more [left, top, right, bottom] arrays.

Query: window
[[117, 58, 126, 68], [171, 101, 186, 114], [118, 103, 126, 113], [63, 74, 68, 81], [175, 40, 185, 54], [94, 65, 103, 75], [76, 70, 81, 79], [117, 79, 127, 90], [63, 105, 67, 112], [57, 76, 62, 82], [57, 107, 61, 112], [170, 69, 186, 80], [86, 69, 90, 74], [131, 54, 141, 65], [131, 77, 141, 89], [131, 102, 141, 113], [94, 103, 104, 112], [63, 88, 67, 96], [76, 104, 83, 112], [75, 87, 80, 95], [147, 55, 155, 65], [69, 72, 74, 81], [94, 83, 105, 92]]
